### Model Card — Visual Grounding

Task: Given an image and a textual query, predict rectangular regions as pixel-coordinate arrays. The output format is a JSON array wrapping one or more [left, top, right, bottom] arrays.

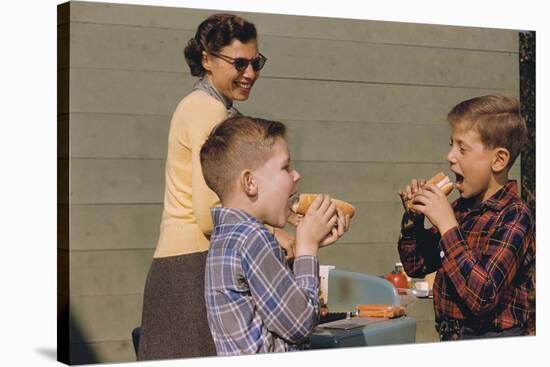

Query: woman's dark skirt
[[137, 251, 217, 360]]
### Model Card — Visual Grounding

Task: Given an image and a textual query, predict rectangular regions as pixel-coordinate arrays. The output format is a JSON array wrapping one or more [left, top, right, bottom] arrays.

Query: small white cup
[[414, 281, 429, 291], [319, 265, 335, 304]]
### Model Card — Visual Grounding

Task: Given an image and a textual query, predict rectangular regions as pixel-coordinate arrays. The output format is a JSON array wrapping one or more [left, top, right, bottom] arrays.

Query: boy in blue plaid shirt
[[200, 116, 350, 355]]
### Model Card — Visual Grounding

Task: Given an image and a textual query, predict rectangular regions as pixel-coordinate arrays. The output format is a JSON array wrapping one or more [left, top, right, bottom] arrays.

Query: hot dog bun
[[405, 172, 454, 212], [291, 194, 356, 218], [356, 304, 405, 318]]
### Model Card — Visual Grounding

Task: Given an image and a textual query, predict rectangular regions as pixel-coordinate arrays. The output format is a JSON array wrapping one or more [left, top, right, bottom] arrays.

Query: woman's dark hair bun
[[184, 37, 204, 77]]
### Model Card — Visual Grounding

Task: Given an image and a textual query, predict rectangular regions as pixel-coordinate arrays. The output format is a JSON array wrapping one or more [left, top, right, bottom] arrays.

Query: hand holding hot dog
[[411, 183, 458, 235], [398, 172, 456, 233]]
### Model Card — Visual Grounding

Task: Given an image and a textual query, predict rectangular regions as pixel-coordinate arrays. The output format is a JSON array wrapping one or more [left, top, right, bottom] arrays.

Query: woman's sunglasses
[[210, 51, 267, 72]]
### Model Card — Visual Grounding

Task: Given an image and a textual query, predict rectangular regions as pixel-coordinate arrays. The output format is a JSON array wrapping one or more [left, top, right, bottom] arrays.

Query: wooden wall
[[57, 1, 520, 363]]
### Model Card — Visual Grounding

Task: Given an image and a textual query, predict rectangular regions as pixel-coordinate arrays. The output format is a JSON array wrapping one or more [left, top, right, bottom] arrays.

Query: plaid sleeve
[[398, 213, 442, 277], [241, 228, 319, 343], [439, 204, 533, 315]]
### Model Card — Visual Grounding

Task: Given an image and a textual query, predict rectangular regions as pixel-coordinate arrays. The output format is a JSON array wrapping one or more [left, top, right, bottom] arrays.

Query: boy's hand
[[411, 183, 458, 235], [273, 228, 295, 260], [295, 194, 337, 256], [398, 178, 426, 213], [319, 208, 350, 248], [398, 178, 426, 228], [287, 211, 304, 227]]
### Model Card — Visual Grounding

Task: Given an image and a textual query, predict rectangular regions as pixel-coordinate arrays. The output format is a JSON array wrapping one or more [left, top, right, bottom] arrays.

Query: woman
[[138, 13, 295, 360]]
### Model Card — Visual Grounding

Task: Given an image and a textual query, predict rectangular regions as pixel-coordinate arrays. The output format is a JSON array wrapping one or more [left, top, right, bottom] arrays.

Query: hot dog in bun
[[402, 172, 454, 229], [405, 171, 454, 213], [290, 194, 356, 218]]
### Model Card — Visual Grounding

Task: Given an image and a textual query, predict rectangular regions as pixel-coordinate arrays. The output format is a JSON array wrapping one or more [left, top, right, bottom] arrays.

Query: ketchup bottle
[[385, 262, 409, 289]]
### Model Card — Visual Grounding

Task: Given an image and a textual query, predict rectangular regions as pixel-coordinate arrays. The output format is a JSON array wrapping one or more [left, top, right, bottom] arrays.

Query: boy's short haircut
[[200, 116, 286, 200], [447, 94, 528, 168]]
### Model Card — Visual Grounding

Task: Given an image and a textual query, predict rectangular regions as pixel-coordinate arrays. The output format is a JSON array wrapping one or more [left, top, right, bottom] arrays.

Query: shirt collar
[[455, 180, 519, 213], [211, 207, 260, 227], [482, 180, 519, 211], [192, 78, 240, 117]]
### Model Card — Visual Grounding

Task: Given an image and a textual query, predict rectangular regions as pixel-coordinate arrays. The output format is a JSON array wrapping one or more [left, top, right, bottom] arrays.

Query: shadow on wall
[[58, 298, 99, 365]]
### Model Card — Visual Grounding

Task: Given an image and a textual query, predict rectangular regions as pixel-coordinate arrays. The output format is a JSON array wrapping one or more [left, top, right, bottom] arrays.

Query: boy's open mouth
[[454, 172, 464, 186], [288, 192, 299, 208]]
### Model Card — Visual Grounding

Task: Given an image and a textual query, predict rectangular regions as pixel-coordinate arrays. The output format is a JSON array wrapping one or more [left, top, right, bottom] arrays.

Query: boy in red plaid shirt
[[397, 94, 535, 340]]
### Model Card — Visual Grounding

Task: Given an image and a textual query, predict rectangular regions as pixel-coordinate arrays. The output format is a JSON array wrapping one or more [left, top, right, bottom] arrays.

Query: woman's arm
[[184, 93, 228, 236]]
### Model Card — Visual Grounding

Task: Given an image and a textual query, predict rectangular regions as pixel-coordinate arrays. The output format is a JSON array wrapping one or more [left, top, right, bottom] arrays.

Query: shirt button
[[440, 250, 445, 259]]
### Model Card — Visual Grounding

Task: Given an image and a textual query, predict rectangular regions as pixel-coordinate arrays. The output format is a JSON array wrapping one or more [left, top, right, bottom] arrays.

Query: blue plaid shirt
[[205, 207, 320, 355]]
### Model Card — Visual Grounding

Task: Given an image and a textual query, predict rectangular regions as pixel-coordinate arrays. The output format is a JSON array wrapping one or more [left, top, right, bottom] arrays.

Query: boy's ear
[[491, 147, 510, 173], [240, 170, 257, 197], [201, 51, 212, 73]]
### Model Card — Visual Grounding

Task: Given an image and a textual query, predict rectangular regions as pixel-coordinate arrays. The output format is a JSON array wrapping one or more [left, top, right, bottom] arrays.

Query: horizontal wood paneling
[[68, 22, 192, 73], [70, 204, 162, 250], [67, 113, 169, 159], [67, 114, 456, 161], [67, 22, 518, 89], [69, 249, 153, 296], [245, 78, 518, 123], [287, 121, 452, 163], [293, 161, 520, 203], [66, 159, 518, 251], [66, 159, 446, 204], [68, 159, 164, 204], [66, 159, 519, 205], [262, 37, 518, 89], [65, 114, 521, 187], [69, 68, 187, 115], [68, 68, 517, 121], [69, 293, 142, 343], [67, 244, 403, 300], [68, 202, 401, 251], [65, 2, 518, 52]]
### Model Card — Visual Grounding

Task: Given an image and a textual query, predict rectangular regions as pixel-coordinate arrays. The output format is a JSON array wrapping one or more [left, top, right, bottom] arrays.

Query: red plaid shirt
[[398, 181, 535, 331]]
